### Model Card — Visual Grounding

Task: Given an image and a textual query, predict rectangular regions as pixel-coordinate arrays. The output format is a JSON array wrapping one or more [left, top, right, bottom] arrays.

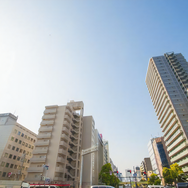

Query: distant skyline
[[0, 0, 188, 175]]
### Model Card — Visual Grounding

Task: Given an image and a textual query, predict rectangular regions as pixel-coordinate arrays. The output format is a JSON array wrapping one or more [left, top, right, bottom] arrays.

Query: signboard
[[45, 177, 50, 184]]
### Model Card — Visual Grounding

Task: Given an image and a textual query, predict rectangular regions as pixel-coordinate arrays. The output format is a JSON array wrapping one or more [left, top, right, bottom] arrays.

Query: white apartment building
[[26, 101, 84, 187], [0, 113, 37, 180], [146, 52, 188, 172]]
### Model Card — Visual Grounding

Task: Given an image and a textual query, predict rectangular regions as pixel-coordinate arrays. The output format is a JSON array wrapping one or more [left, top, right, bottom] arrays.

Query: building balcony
[[27, 167, 44, 172], [35, 140, 50, 146], [30, 157, 46, 163], [64, 115, 71, 123], [39, 126, 53, 132], [33, 148, 48, 154], [44, 108, 57, 114], [57, 157, 66, 163], [164, 124, 179, 141], [178, 158, 188, 167], [63, 121, 70, 129], [163, 117, 177, 133], [37, 133, 52, 139], [159, 107, 173, 124], [40, 120, 54, 126], [169, 142, 187, 157], [62, 127, 69, 134], [58, 149, 67, 155], [183, 167, 188, 173], [161, 112, 175, 129], [166, 129, 182, 146], [61, 134, 69, 141], [167, 135, 186, 151], [42, 114, 56, 120], [65, 109, 72, 118], [171, 149, 188, 163], [60, 141, 69, 148], [55, 167, 65, 173]]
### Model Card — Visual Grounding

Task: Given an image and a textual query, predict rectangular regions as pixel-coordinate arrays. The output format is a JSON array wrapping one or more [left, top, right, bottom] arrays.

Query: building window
[[15, 138, 18, 143], [31, 138, 33, 142], [28, 137, 30, 141], [9, 154, 13, 159], [24, 135, 27, 139], [27, 160, 30, 163], [13, 155, 17, 160], [5, 163, 9, 168], [11, 136, 14, 141], [29, 144, 31, 148], [14, 165, 17, 169], [21, 133, 24, 137], [16, 148, 19, 152], [19, 140, 22, 144], [17, 157, 20, 161], [31, 146, 34, 149], [23, 150, 26, 154], [1, 162, 5, 167], [10, 164, 14, 168], [12, 146, 15, 150], [17, 131, 21, 136], [2, 172, 6, 177], [4, 153, 8, 158], [7, 144, 11, 149], [25, 143, 28, 147], [20, 149, 23, 153], [22, 142, 25, 146]]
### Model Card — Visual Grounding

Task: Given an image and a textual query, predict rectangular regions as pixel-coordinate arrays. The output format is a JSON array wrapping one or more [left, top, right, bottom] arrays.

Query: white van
[[148, 185, 164, 188], [91, 186, 115, 188]]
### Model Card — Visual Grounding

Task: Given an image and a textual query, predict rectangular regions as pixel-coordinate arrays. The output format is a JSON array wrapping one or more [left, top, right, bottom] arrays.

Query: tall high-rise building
[[103, 140, 110, 165], [26, 101, 84, 187], [0, 113, 37, 181], [146, 52, 188, 173]]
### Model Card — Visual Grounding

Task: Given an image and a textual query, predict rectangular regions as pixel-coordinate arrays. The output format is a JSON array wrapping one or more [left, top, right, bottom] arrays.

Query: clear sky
[[0, 0, 188, 176]]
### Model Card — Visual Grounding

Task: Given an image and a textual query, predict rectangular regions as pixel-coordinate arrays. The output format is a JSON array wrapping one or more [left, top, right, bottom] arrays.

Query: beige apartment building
[[146, 52, 188, 173], [26, 101, 84, 187], [0, 113, 37, 181]]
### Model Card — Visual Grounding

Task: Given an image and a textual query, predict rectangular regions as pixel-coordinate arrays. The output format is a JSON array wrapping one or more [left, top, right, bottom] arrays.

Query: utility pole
[[79, 145, 98, 188]]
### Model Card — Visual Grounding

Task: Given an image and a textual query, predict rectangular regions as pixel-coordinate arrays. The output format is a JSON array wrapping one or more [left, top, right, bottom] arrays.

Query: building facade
[[144, 158, 153, 178], [146, 52, 188, 173], [26, 101, 84, 187], [103, 140, 110, 165], [0, 113, 37, 181]]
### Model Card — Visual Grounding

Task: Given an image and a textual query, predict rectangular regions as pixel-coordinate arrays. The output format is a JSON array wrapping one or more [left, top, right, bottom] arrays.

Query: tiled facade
[[0, 113, 37, 180]]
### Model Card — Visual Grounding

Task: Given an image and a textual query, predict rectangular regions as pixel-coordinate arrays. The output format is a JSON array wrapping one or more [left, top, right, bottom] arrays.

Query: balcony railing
[[58, 149, 67, 155], [166, 129, 182, 146], [30, 157, 46, 163], [27, 167, 44, 172], [61, 134, 69, 141], [42, 114, 56, 120], [164, 124, 179, 141], [55, 167, 65, 173], [33, 148, 48, 154], [60, 141, 69, 148], [35, 140, 50, 146], [167, 135, 185, 152], [57, 157, 66, 163], [40, 120, 54, 126], [171, 149, 188, 163], [62, 127, 69, 134], [163, 118, 177, 133], [169, 142, 187, 157], [63, 121, 70, 129], [44, 108, 56, 114], [37, 133, 52, 139], [39, 126, 53, 132]]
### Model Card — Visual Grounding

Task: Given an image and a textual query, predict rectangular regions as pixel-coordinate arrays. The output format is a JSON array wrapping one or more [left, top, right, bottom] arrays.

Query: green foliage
[[99, 163, 120, 187], [148, 173, 161, 185], [163, 163, 184, 185]]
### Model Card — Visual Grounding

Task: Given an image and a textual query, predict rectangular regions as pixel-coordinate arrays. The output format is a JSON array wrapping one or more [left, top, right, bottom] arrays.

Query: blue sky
[[0, 0, 188, 175]]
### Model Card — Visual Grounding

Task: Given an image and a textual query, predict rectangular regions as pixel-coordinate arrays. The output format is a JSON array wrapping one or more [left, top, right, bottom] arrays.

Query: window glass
[[19, 140, 22, 144], [4, 153, 8, 158], [14, 165, 17, 169], [15, 138, 18, 143], [7, 144, 11, 149], [2, 172, 6, 177], [9, 154, 13, 159], [29, 144, 31, 148], [13, 155, 17, 160], [31, 146, 34, 149], [28, 136, 30, 140], [25, 143, 28, 147], [22, 142, 25, 146], [17, 131, 21, 136], [21, 133, 24, 137], [11, 136, 14, 141], [27, 160, 30, 163], [24, 135, 27, 139], [23, 150, 26, 154], [5, 163, 9, 168], [10, 164, 14, 168], [20, 149, 23, 153], [17, 157, 20, 161], [16, 148, 19, 152], [1, 162, 5, 167], [12, 146, 15, 150]]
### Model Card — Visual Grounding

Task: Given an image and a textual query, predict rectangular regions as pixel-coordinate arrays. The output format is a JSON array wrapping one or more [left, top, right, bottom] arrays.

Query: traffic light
[[130, 170, 131, 173], [117, 171, 119, 174], [144, 172, 146, 175]]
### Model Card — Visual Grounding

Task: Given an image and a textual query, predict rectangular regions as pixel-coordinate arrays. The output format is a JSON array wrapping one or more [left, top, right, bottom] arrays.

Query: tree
[[148, 173, 161, 185], [163, 163, 184, 186], [163, 167, 173, 185], [99, 163, 120, 187]]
